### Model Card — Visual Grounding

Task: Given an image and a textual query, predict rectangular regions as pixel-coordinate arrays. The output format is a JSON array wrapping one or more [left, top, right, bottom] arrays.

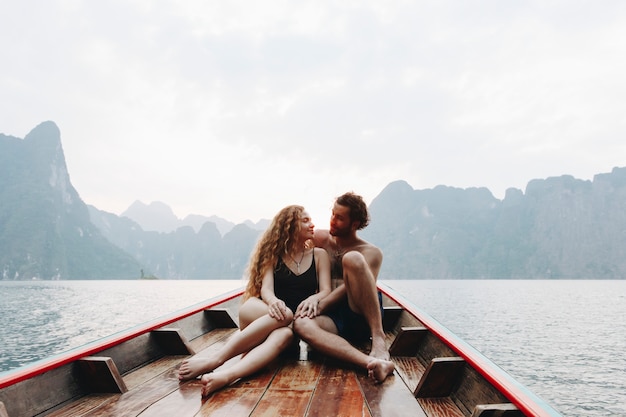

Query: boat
[[0, 282, 561, 417]]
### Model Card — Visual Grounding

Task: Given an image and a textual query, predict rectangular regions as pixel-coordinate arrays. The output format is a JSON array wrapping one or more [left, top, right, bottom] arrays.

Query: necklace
[[333, 241, 345, 257], [288, 249, 306, 273]]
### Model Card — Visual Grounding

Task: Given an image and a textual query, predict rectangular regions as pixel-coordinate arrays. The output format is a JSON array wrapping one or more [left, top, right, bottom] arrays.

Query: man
[[294, 192, 394, 383]]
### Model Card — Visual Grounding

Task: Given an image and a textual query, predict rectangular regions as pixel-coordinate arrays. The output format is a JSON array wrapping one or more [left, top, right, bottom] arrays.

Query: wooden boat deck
[[43, 331, 427, 417], [0, 284, 560, 417]]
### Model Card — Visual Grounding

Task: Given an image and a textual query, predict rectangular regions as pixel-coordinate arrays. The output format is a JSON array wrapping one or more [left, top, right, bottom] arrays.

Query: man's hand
[[296, 296, 320, 318]]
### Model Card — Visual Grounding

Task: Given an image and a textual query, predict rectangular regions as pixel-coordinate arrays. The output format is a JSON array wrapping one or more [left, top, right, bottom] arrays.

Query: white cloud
[[2, 0, 626, 223]]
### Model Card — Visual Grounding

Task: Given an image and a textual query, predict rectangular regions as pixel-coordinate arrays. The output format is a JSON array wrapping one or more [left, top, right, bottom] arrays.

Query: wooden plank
[[356, 370, 427, 417], [196, 387, 265, 417], [81, 366, 184, 416], [391, 356, 426, 393], [414, 357, 465, 398], [306, 365, 371, 417], [46, 351, 264, 417], [54, 357, 189, 417], [471, 403, 523, 417], [269, 359, 323, 391], [196, 361, 279, 416], [124, 356, 186, 391], [389, 327, 428, 356], [418, 397, 465, 417], [151, 328, 195, 355], [78, 356, 128, 393], [135, 379, 204, 417], [45, 394, 118, 417], [188, 328, 238, 355], [252, 389, 313, 417]]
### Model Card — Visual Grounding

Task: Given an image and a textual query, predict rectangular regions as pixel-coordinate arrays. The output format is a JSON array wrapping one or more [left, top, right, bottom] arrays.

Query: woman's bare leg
[[179, 298, 292, 381], [201, 327, 293, 396]]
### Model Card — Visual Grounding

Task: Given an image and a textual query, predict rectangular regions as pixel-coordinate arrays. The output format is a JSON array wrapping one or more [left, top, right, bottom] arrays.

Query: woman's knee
[[239, 297, 268, 328], [276, 308, 295, 327], [271, 327, 294, 349]]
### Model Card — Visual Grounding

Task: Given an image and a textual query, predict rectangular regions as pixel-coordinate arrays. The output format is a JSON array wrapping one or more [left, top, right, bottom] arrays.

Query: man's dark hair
[[336, 191, 370, 230]]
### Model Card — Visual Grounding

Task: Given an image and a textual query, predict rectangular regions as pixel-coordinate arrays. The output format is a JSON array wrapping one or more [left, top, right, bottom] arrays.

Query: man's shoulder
[[360, 240, 382, 257]]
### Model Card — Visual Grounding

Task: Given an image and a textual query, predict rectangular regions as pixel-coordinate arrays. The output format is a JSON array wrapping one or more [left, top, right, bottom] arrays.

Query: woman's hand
[[267, 299, 288, 321], [296, 296, 320, 318]]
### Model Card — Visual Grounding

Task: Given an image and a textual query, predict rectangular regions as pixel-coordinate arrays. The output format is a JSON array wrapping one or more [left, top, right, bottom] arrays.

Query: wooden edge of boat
[[377, 282, 560, 417], [0, 283, 561, 417]]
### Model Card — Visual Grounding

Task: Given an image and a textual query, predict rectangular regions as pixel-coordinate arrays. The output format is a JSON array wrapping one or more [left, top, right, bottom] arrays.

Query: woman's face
[[299, 210, 315, 240]]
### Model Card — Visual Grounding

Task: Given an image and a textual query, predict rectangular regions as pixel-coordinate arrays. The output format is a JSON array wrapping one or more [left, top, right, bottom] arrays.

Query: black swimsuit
[[273, 253, 318, 313]]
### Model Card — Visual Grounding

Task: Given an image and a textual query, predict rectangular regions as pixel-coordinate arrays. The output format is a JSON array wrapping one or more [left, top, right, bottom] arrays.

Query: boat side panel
[[166, 298, 241, 343], [417, 333, 458, 366], [97, 333, 163, 376], [0, 364, 84, 417], [452, 365, 512, 416]]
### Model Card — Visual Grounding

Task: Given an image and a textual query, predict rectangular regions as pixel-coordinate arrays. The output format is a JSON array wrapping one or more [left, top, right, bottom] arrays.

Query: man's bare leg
[[201, 327, 293, 396], [294, 315, 394, 383], [179, 298, 292, 381], [342, 252, 389, 360]]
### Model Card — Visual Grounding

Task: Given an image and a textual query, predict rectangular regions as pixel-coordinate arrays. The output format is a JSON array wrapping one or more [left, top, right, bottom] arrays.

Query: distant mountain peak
[[121, 200, 180, 233], [24, 121, 61, 149], [121, 200, 268, 235], [0, 121, 141, 279]]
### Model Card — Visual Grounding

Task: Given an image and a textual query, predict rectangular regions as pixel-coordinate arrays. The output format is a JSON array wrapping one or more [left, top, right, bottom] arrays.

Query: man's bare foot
[[200, 372, 231, 397], [178, 357, 221, 381], [366, 358, 395, 383], [369, 338, 390, 361]]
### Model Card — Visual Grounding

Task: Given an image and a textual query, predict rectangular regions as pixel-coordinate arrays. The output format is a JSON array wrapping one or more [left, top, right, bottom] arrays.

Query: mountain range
[[120, 200, 269, 235], [2, 121, 626, 280]]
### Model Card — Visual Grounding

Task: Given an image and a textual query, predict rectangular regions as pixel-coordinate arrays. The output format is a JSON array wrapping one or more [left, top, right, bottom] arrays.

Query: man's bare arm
[[318, 283, 346, 314], [313, 229, 330, 248]]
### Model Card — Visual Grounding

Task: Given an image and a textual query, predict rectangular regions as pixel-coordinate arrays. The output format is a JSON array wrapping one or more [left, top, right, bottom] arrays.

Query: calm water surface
[[1, 279, 625, 416]]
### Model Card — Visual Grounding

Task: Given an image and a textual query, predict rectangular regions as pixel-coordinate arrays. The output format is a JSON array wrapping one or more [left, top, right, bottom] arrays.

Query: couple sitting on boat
[[178, 192, 395, 397]]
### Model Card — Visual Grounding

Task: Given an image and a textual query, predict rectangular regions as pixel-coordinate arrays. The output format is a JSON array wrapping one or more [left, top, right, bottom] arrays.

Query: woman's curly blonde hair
[[243, 205, 305, 300]]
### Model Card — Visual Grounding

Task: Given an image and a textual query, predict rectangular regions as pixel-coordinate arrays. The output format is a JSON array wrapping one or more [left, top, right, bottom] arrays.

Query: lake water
[[1, 279, 625, 416]]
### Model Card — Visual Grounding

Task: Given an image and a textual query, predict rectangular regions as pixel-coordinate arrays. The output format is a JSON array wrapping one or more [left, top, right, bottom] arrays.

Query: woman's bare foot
[[366, 358, 395, 383], [200, 372, 231, 397], [178, 357, 222, 381]]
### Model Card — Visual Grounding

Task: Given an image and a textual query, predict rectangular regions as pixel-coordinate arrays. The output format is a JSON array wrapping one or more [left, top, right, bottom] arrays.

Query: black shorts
[[326, 291, 383, 343]]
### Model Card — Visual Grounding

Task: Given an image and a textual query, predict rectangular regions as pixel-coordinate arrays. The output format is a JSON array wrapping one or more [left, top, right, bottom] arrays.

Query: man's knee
[[293, 317, 313, 340], [342, 251, 367, 273]]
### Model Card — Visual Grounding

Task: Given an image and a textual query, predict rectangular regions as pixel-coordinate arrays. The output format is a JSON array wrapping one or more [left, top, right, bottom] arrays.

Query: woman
[[178, 205, 331, 397]]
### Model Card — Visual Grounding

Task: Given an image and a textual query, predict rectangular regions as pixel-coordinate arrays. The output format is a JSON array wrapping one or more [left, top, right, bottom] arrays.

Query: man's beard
[[330, 225, 350, 237]]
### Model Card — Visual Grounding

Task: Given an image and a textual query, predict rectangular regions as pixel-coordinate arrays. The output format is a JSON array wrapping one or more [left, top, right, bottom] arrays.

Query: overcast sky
[[2, 1, 626, 224]]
